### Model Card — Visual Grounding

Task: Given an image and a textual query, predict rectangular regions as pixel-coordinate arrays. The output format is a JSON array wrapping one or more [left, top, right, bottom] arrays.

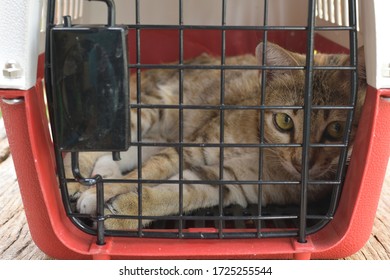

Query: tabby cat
[[65, 42, 366, 230]]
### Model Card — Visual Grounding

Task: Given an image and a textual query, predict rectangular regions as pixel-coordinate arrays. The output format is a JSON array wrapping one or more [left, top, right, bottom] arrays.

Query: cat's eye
[[273, 113, 294, 132], [325, 121, 345, 141]]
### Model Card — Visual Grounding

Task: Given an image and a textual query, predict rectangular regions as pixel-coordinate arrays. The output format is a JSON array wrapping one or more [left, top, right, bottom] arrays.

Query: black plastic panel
[[50, 26, 129, 151]]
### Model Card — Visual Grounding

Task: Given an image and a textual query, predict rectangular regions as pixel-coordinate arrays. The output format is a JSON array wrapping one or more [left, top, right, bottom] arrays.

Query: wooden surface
[[0, 118, 389, 260]]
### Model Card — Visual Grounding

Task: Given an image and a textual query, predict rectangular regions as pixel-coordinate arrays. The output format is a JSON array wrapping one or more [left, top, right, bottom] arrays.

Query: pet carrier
[[0, 0, 389, 260]]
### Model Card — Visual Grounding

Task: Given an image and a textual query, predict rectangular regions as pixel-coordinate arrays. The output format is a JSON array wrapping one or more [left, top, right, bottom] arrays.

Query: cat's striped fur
[[65, 42, 366, 230]]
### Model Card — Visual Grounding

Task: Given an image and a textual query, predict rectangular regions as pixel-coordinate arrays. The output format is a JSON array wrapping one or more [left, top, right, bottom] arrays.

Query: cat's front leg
[[103, 187, 155, 230], [103, 171, 220, 230], [77, 147, 180, 215], [91, 139, 165, 177], [103, 169, 248, 230], [91, 155, 122, 179], [76, 183, 135, 214]]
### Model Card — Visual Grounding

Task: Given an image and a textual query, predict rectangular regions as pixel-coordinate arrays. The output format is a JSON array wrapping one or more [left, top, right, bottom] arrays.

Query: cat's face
[[263, 107, 350, 180], [256, 43, 366, 180]]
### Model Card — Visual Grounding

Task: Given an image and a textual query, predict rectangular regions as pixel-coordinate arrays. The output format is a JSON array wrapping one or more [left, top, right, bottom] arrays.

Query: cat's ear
[[357, 46, 366, 83], [339, 46, 366, 86], [255, 42, 304, 82]]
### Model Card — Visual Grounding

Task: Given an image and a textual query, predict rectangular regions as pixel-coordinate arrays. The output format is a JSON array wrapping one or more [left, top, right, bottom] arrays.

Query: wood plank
[[0, 144, 49, 259], [0, 118, 9, 163], [0, 118, 389, 260], [345, 165, 390, 260]]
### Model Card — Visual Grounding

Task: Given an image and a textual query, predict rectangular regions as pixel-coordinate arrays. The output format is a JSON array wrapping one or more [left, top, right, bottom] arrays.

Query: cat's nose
[[292, 157, 315, 174]]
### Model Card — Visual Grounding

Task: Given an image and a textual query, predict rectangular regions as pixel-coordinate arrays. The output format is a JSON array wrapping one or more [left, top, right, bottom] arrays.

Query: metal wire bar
[[95, 180, 106, 245], [135, 0, 143, 237], [125, 24, 355, 31], [101, 214, 301, 222], [127, 103, 354, 110], [299, 0, 317, 243], [257, 0, 269, 238], [89, 0, 116, 26], [71, 152, 106, 244], [101, 230, 302, 240], [128, 64, 356, 71], [128, 62, 357, 69], [127, 142, 304, 148], [66, 178, 343, 186], [126, 142, 347, 148], [218, 0, 227, 239], [68, 209, 332, 222], [178, 0, 185, 238]]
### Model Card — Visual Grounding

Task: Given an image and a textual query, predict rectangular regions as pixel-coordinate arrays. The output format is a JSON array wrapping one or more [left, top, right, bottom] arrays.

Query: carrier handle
[[88, 0, 116, 26]]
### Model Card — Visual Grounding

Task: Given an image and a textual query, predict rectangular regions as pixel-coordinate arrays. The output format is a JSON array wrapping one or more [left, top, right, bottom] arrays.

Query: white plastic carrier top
[[0, 0, 389, 90]]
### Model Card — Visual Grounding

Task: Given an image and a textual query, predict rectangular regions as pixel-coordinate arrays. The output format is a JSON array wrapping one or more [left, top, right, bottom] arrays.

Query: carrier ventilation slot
[[41, 0, 84, 32], [316, 0, 360, 31]]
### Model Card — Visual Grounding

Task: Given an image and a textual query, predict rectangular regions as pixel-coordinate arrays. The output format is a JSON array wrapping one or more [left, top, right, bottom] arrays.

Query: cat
[[65, 42, 366, 230]]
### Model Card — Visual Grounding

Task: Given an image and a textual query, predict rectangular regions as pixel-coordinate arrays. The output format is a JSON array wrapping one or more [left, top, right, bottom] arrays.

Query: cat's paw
[[103, 191, 151, 230], [77, 188, 98, 214], [67, 182, 89, 201], [76, 184, 138, 215], [92, 155, 122, 178]]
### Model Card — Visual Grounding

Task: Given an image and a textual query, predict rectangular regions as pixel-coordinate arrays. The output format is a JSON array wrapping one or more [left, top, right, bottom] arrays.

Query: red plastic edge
[[311, 86, 390, 259], [0, 83, 92, 259]]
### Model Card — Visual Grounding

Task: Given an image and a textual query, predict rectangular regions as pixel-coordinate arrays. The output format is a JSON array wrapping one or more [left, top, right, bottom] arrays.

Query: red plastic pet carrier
[[0, 0, 389, 260]]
